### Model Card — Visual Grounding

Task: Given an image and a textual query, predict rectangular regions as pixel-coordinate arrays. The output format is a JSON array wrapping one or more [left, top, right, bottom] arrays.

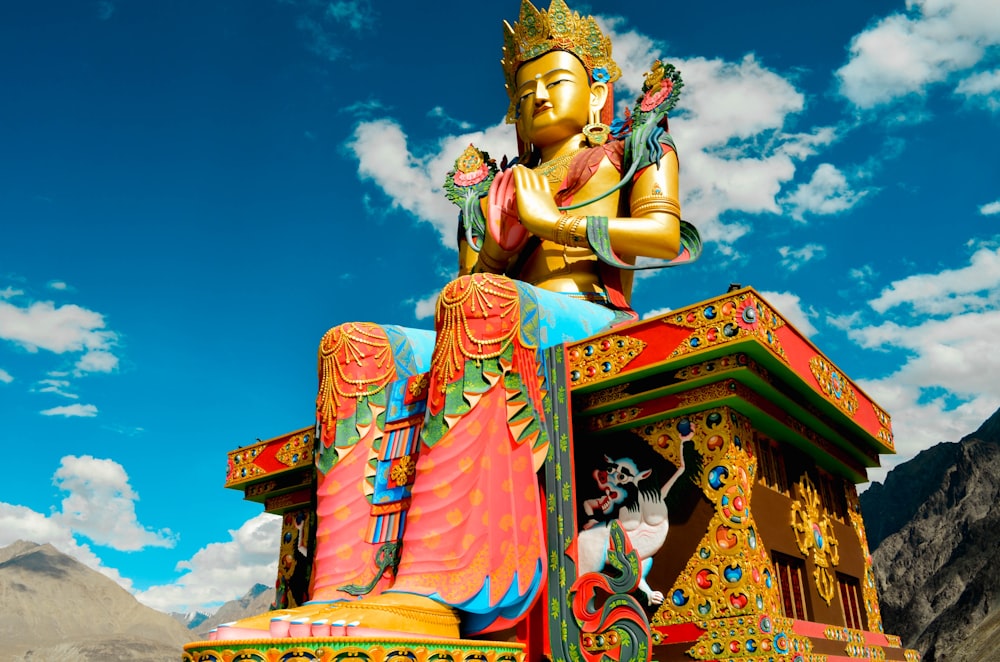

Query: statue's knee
[[318, 322, 389, 357], [317, 322, 395, 392], [435, 273, 522, 338], [452, 272, 515, 288]]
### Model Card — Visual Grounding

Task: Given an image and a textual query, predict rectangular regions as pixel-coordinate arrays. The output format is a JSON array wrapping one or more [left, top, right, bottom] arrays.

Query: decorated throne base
[[182, 636, 525, 662]]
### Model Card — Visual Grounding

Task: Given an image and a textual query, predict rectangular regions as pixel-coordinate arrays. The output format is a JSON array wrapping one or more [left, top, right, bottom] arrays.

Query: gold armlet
[[631, 195, 681, 219]]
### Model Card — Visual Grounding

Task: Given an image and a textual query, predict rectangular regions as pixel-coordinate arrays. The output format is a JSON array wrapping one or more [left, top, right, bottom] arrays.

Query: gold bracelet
[[477, 250, 508, 273], [553, 213, 572, 245]]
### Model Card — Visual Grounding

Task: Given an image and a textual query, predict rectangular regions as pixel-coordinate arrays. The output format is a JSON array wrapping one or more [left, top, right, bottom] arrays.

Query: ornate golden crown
[[502, 0, 621, 122]]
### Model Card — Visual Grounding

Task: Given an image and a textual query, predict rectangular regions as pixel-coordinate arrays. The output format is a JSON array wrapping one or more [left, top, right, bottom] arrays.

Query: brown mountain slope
[[0, 540, 193, 662], [862, 408, 1000, 661], [194, 583, 275, 639]]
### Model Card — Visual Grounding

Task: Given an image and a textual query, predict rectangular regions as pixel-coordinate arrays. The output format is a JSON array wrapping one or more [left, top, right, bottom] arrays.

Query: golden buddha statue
[[214, 0, 696, 642]]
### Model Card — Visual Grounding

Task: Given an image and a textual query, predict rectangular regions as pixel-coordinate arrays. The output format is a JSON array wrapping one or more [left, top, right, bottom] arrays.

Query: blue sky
[[1, 0, 998, 614]]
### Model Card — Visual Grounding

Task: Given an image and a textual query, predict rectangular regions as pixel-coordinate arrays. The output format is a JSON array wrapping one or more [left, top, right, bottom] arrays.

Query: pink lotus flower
[[453, 162, 489, 186], [640, 80, 674, 112]]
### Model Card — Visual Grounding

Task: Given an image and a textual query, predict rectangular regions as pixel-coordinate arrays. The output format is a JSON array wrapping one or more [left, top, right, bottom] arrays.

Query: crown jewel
[[502, 0, 621, 122]]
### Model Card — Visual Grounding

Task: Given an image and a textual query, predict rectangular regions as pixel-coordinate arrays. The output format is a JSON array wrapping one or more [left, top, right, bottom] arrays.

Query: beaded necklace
[[533, 148, 582, 187]]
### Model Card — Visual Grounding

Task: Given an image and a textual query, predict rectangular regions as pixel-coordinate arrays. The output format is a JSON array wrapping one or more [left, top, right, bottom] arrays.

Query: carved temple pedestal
[[184, 287, 919, 662]]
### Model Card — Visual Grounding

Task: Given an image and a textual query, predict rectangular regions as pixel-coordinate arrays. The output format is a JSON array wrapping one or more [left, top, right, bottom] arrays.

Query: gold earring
[[583, 108, 610, 147]]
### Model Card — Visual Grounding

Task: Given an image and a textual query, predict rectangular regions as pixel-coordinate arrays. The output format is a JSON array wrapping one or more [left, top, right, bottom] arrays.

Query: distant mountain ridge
[[170, 609, 210, 632], [861, 407, 1000, 662], [193, 582, 274, 638], [0, 538, 277, 659], [0, 540, 192, 662]]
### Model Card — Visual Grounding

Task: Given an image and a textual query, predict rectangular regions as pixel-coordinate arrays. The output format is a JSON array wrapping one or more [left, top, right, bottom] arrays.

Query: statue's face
[[514, 50, 597, 147]]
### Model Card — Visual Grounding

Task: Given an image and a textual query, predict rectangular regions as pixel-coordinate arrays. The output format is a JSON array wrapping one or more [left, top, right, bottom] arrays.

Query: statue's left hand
[[512, 165, 561, 238]]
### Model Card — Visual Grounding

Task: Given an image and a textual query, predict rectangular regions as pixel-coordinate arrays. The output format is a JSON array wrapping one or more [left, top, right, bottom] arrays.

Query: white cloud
[[956, 68, 1000, 111], [1, 287, 24, 300], [778, 127, 839, 160], [34, 378, 77, 399], [836, 0, 1000, 109], [980, 199, 1000, 215], [956, 68, 1000, 95], [849, 264, 878, 286], [74, 349, 119, 374], [51, 455, 176, 551], [134, 513, 280, 613], [0, 492, 271, 616], [869, 246, 1000, 314], [758, 290, 818, 336], [840, 247, 1000, 481], [781, 163, 867, 222], [861, 383, 995, 485], [852, 311, 1000, 477], [642, 307, 673, 319], [47, 280, 70, 291], [666, 54, 813, 245], [672, 54, 805, 140], [777, 243, 827, 271], [346, 117, 514, 246], [0, 503, 133, 590], [0, 368, 12, 384], [0, 298, 120, 374], [0, 456, 177, 590], [827, 310, 863, 333], [41, 403, 98, 417], [412, 291, 439, 320]]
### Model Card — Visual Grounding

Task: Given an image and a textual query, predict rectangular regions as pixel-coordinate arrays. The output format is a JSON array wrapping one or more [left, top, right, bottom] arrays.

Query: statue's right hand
[[487, 168, 529, 251]]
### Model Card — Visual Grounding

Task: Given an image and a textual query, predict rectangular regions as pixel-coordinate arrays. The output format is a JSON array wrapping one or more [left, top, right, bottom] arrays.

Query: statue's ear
[[589, 81, 608, 113]]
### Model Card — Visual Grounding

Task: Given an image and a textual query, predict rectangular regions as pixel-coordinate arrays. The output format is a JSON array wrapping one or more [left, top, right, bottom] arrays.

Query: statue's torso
[[516, 155, 634, 301]]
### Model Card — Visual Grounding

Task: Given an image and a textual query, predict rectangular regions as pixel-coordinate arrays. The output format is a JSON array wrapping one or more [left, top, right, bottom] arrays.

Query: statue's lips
[[532, 103, 553, 117]]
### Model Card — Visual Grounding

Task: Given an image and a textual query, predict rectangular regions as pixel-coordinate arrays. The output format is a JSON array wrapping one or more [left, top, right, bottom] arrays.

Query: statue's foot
[[212, 594, 459, 641], [213, 602, 343, 641], [321, 592, 460, 639]]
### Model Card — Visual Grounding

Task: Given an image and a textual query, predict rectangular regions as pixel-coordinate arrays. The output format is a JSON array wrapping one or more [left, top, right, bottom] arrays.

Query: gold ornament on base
[[791, 474, 841, 605]]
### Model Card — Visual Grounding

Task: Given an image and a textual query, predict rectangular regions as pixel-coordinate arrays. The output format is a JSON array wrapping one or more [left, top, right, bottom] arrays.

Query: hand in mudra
[[511, 165, 561, 238], [487, 165, 562, 251]]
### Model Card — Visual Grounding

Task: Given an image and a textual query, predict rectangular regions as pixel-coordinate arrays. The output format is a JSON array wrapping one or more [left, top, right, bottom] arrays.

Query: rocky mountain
[[193, 583, 274, 639], [0, 540, 193, 662], [170, 610, 209, 632], [861, 407, 1000, 662]]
